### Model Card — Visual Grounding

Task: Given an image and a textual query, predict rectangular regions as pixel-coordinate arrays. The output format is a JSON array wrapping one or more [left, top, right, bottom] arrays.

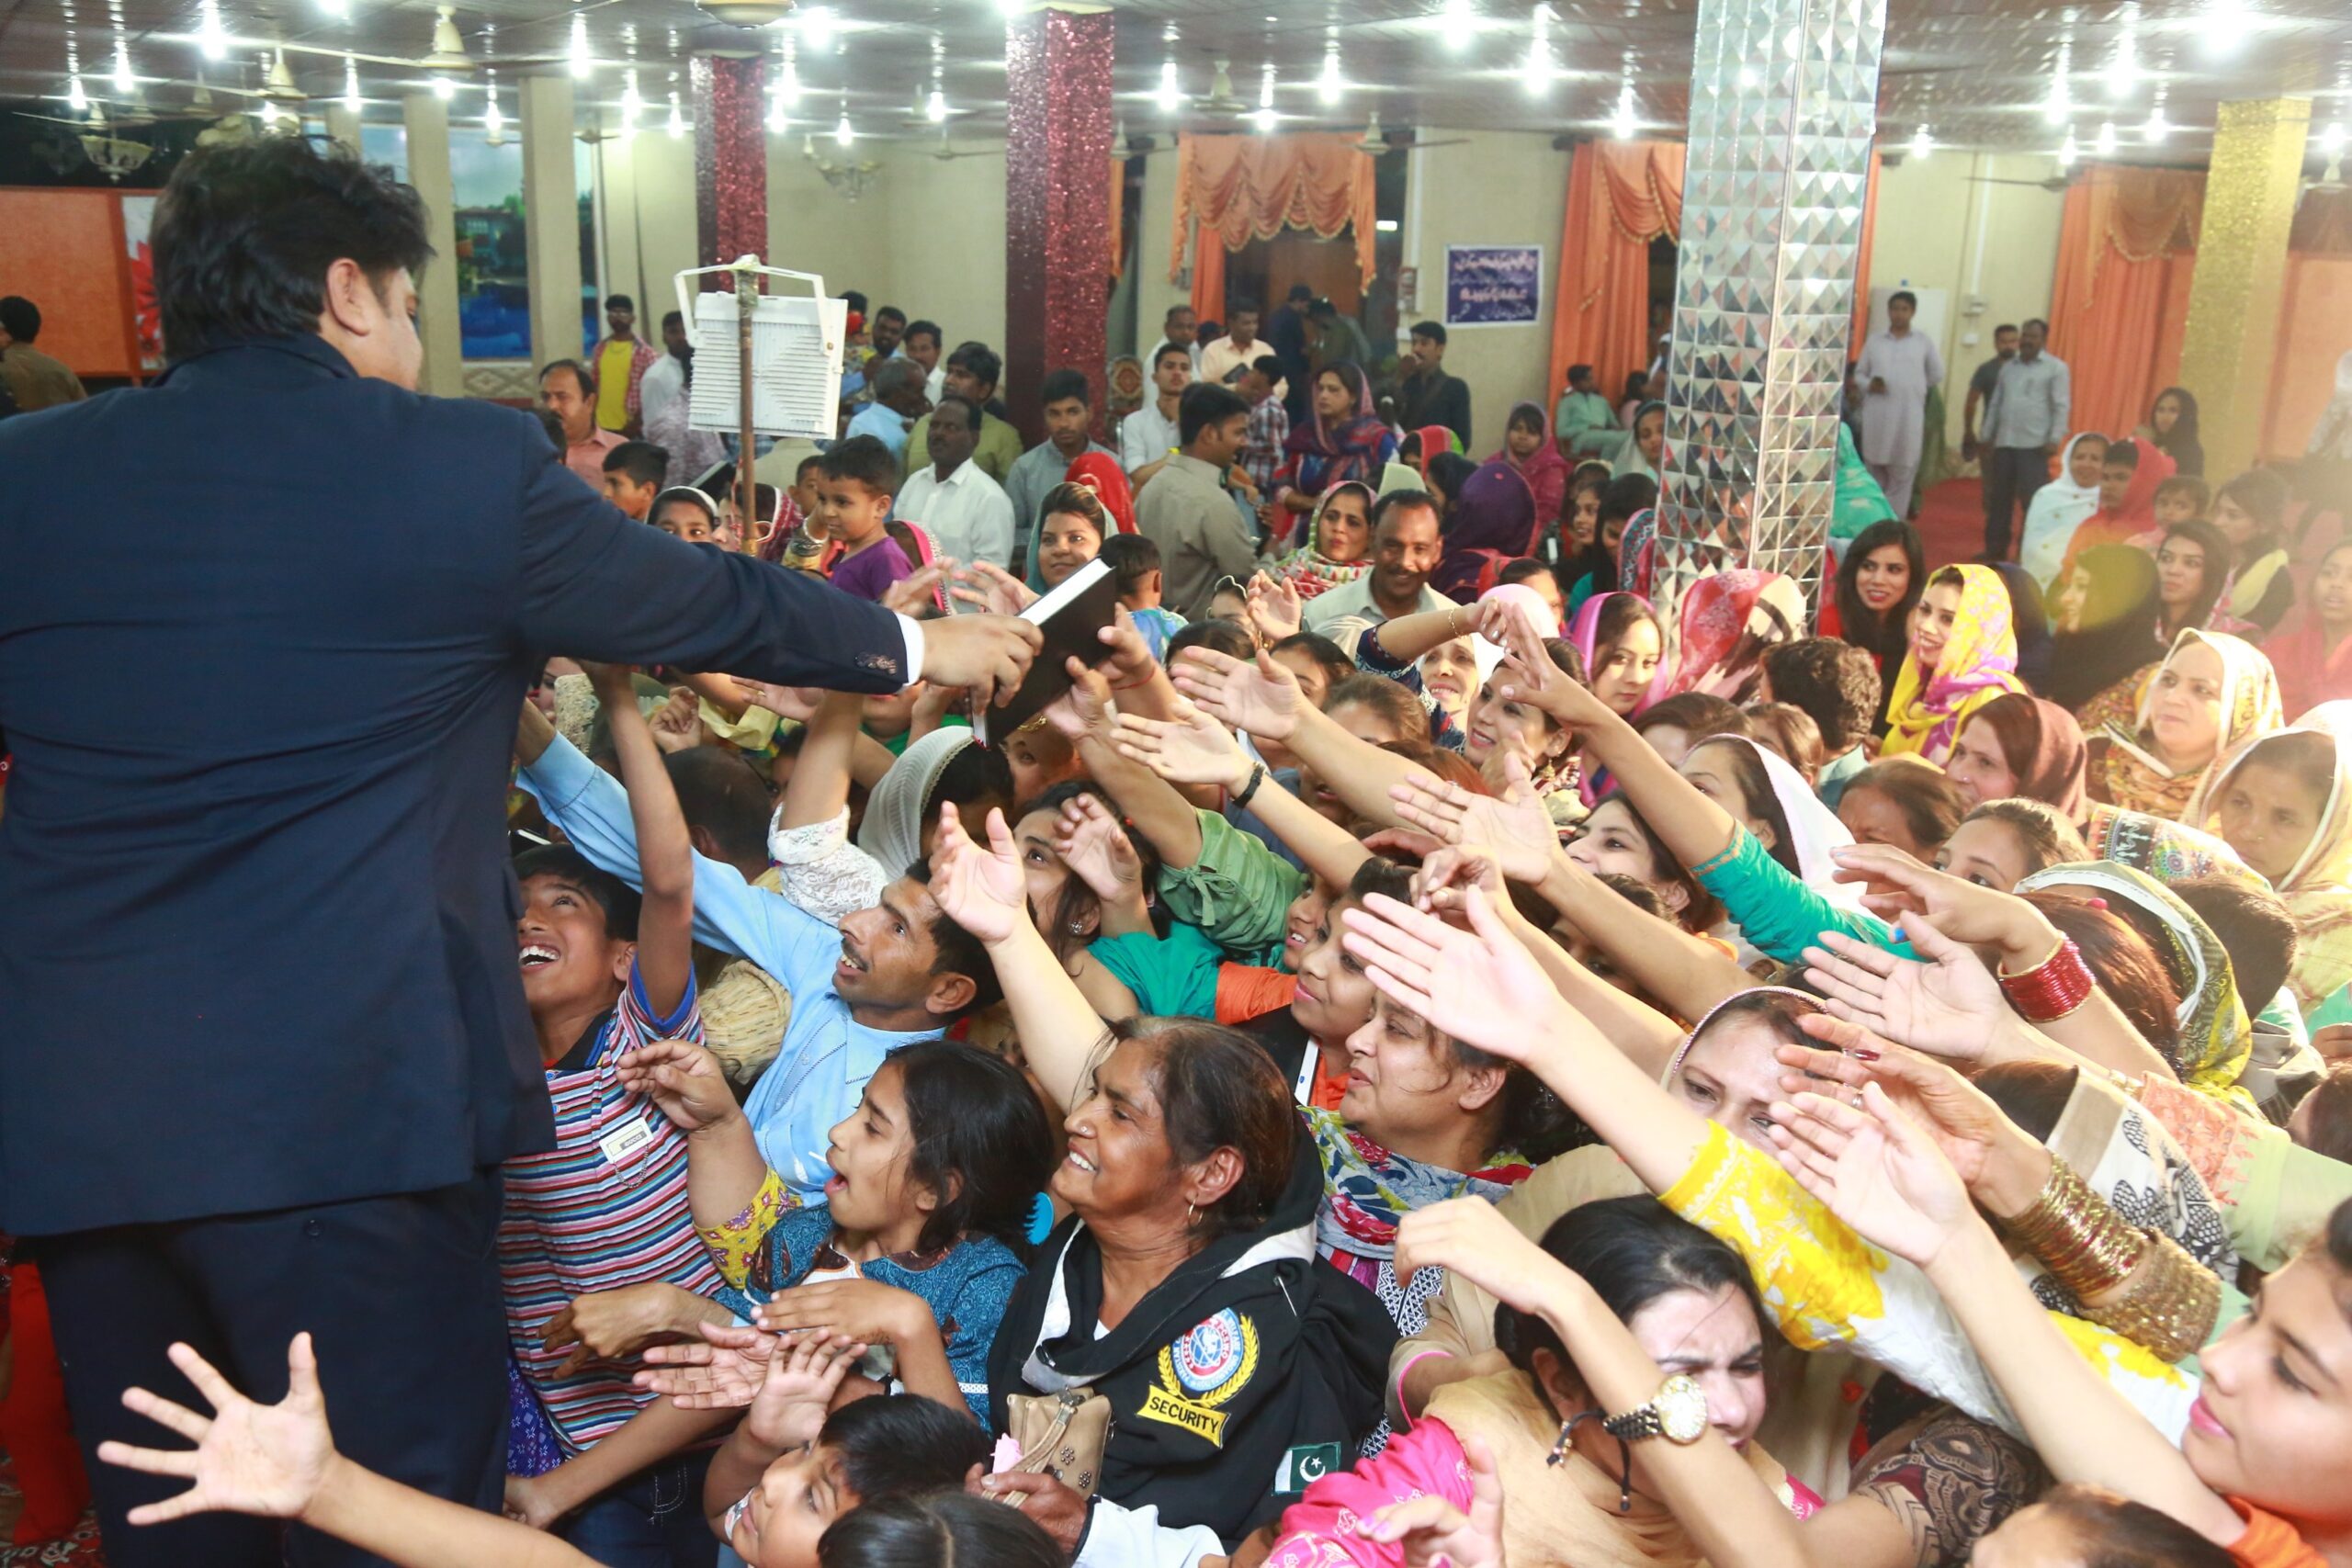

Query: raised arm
[[586, 662, 694, 1019], [1113, 702, 1373, 895], [1173, 644, 1430, 834], [779, 688, 861, 831], [928, 801, 1107, 1112]]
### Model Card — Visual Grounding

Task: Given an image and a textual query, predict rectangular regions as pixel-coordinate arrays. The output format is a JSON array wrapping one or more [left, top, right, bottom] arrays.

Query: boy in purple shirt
[[809, 435, 912, 603]]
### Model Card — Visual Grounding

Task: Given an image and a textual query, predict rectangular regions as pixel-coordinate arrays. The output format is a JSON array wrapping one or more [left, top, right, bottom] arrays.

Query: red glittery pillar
[[1004, 7, 1113, 449], [693, 56, 768, 278]]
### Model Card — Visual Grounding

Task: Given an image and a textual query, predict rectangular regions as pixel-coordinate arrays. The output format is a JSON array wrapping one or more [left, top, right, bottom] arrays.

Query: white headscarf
[[856, 727, 978, 880], [2018, 433, 2106, 592], [1705, 734, 1870, 910]]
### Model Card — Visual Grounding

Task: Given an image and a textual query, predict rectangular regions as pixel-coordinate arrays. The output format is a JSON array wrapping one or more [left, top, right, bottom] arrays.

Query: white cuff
[[895, 612, 925, 692]]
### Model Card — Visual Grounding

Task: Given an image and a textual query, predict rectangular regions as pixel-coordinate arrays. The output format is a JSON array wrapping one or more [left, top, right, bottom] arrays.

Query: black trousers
[[1981, 445, 2052, 559], [35, 1171, 508, 1568]]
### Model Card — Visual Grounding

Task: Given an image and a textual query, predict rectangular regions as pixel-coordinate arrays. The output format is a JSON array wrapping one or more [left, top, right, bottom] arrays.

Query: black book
[[969, 558, 1120, 747]]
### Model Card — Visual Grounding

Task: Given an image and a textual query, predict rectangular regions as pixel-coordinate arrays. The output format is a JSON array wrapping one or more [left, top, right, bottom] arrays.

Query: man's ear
[[925, 971, 978, 1019], [321, 256, 385, 340], [609, 940, 638, 987]]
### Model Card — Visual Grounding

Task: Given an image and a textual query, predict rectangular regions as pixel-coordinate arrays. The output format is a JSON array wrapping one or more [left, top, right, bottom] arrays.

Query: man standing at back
[[1977, 317, 2070, 560], [0, 136, 1040, 1568], [1136, 383, 1258, 615], [1853, 289, 1943, 518], [587, 292, 657, 435], [1960, 321, 2019, 465]]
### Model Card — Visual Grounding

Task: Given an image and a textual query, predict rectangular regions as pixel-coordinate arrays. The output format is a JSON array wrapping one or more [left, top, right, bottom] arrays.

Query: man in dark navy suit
[[0, 138, 1039, 1565]]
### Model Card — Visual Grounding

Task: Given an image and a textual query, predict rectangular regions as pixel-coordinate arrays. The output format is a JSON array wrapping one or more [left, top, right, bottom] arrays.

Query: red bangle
[[1998, 937, 2095, 1022]]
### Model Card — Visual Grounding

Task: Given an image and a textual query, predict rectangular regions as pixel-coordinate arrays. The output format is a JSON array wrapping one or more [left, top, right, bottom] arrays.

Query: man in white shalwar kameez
[[1856, 289, 1944, 518]]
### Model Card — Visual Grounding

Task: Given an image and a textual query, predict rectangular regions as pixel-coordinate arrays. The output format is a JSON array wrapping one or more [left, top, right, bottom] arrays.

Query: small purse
[[1004, 1387, 1114, 1495]]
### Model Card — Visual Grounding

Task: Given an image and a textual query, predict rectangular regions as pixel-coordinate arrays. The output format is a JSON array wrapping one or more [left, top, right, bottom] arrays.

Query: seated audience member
[[1744, 702, 1826, 783], [616, 1033, 1056, 1422], [2265, 539, 2352, 716], [599, 440, 670, 522], [1270, 365, 1399, 535], [2154, 520, 2238, 647], [1758, 638, 1882, 808], [514, 707, 1001, 1199], [1554, 361, 1628, 464], [2154, 473, 2211, 528], [2084, 628, 2282, 823], [541, 358, 623, 486], [2058, 435, 2176, 572], [1629, 691, 1750, 769], [902, 344, 1022, 486], [1238, 354, 1291, 497], [1017, 479, 1109, 600], [2198, 722, 2352, 1018], [1494, 557, 1566, 628], [1837, 755, 1968, 861], [1008, 370, 1114, 584], [756, 457, 824, 564], [650, 486, 722, 546], [98, 1335, 989, 1568], [793, 436, 911, 603], [1272, 480, 1375, 604], [842, 357, 926, 464], [1825, 518, 1926, 731], [2209, 468, 2297, 634], [900, 317, 946, 402], [0, 295, 87, 411], [1561, 475, 1658, 614], [2043, 543, 2164, 714], [896, 395, 1014, 570], [2017, 432, 2109, 592], [1488, 402, 1570, 528], [1941, 692, 2090, 816], [1102, 533, 1186, 662], [502, 667, 736, 1552], [1304, 491, 1450, 637], [1881, 564, 2027, 767], [1121, 341, 1192, 483], [1135, 383, 1258, 617]]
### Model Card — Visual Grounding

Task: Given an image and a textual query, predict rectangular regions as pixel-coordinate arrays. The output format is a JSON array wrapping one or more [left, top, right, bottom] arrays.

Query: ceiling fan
[[1193, 60, 1250, 118], [925, 125, 997, 161], [1353, 111, 1469, 154], [1964, 171, 2078, 193]]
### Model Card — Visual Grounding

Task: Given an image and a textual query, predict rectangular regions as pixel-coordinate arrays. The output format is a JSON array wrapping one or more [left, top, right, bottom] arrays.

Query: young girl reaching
[[616, 1034, 1057, 1422]]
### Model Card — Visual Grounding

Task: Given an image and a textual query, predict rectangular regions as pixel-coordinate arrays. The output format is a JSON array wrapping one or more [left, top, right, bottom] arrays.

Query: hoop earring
[[1185, 1201, 1197, 1228]]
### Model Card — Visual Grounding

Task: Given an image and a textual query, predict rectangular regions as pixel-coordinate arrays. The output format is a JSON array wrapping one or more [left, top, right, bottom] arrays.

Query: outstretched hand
[[1053, 792, 1148, 908], [1395, 1196, 1564, 1314], [1770, 1081, 1978, 1271], [1357, 1435, 1507, 1568], [1493, 599, 1611, 731], [947, 559, 1037, 617], [1113, 701, 1252, 791], [1244, 571, 1304, 647], [615, 1036, 739, 1133], [1388, 752, 1554, 884], [1801, 911, 2001, 1065], [1170, 646, 1308, 742], [96, 1335, 338, 1527], [926, 801, 1030, 946], [1340, 886, 1567, 1067]]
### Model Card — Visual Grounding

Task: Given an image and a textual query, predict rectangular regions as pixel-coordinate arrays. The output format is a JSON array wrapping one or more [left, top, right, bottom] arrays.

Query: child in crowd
[[503, 665, 737, 1560], [793, 437, 910, 602], [600, 441, 668, 522], [650, 487, 721, 545], [1102, 533, 1186, 662], [613, 1033, 1056, 1423], [2153, 474, 2211, 530], [95, 1332, 988, 1568]]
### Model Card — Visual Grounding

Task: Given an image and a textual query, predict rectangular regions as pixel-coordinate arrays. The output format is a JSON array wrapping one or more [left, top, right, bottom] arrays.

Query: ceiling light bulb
[[2108, 39, 2138, 95], [1259, 63, 1274, 110], [112, 41, 135, 93], [2143, 105, 2169, 142], [668, 93, 684, 137], [343, 57, 362, 112], [198, 0, 229, 60], [2095, 118, 2117, 154], [2043, 77, 2070, 126], [2204, 0, 2249, 52], [260, 97, 283, 128], [485, 93, 504, 137], [1251, 106, 1278, 133], [1157, 61, 1182, 112], [998, 0, 1023, 15], [431, 74, 454, 100], [2323, 120, 2347, 153], [569, 15, 593, 79], [320, 0, 347, 17], [924, 87, 945, 122], [1611, 84, 1637, 138], [621, 72, 642, 127], [801, 8, 834, 53], [766, 92, 786, 131], [834, 111, 854, 145], [1521, 6, 1554, 96], [2058, 126, 2078, 165], [778, 62, 801, 105], [1442, 0, 1476, 49], [1317, 52, 1341, 105], [1908, 124, 1932, 159], [67, 73, 88, 111]]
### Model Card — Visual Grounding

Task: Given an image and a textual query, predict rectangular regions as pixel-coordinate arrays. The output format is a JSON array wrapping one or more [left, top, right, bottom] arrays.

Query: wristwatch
[[1601, 1374, 1708, 1445]]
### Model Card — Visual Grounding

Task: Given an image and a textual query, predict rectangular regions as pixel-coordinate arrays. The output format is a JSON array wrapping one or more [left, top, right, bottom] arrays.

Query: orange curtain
[[1850, 151, 1882, 360], [2048, 165, 2204, 441], [1545, 141, 1683, 415], [2262, 254, 2352, 460], [1171, 132, 1377, 324], [1190, 233, 1228, 324]]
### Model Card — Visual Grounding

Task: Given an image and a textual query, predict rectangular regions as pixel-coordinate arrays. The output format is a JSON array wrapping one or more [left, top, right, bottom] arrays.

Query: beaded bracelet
[[2001, 1157, 2145, 1299], [1997, 935, 2095, 1022]]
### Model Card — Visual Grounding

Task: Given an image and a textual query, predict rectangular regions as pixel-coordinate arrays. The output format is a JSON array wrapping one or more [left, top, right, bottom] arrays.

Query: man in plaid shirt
[[1238, 355, 1290, 497]]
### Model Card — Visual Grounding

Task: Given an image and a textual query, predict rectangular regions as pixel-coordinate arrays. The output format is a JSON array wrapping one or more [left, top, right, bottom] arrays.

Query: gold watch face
[[1657, 1373, 1709, 1444]]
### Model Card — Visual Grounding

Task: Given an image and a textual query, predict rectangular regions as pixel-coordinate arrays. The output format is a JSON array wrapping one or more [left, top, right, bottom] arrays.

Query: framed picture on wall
[[1443, 245, 1543, 327]]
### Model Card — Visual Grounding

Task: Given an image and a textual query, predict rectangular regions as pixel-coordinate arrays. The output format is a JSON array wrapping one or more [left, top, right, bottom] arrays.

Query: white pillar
[[323, 102, 362, 155], [401, 90, 466, 398], [521, 74, 583, 373]]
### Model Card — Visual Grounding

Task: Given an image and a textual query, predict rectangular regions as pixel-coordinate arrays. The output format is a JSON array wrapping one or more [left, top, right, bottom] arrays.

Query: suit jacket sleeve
[[514, 428, 910, 691]]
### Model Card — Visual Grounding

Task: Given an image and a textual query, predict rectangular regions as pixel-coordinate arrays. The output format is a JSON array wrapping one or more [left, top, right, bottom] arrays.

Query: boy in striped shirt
[[503, 662, 736, 1562]]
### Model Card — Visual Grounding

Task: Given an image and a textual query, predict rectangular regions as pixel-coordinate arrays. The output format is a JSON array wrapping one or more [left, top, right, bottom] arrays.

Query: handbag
[[1004, 1387, 1114, 1496]]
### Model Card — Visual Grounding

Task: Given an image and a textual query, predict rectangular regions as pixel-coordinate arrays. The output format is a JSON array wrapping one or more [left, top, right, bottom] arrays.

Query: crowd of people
[[12, 133, 2352, 1568]]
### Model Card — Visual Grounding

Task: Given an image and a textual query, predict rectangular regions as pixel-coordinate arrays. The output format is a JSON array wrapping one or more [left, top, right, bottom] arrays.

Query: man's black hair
[[1887, 289, 1917, 310], [1995, 321, 2019, 336], [149, 138, 432, 362], [1250, 354, 1284, 380], [905, 318, 943, 346], [944, 341, 1002, 392], [660, 309, 684, 332], [819, 434, 900, 496], [513, 844, 641, 941], [932, 393, 983, 435], [820, 1394, 990, 1505], [2174, 875, 2299, 1015], [1179, 382, 1250, 446], [844, 289, 869, 316], [901, 857, 1002, 1019], [1307, 298, 1338, 319], [601, 440, 669, 490], [1152, 340, 1192, 373], [796, 452, 827, 482], [663, 748, 775, 870], [0, 297, 42, 344], [1598, 473, 1657, 525], [1286, 283, 1314, 302], [605, 293, 635, 314], [1164, 303, 1194, 324], [875, 305, 907, 326], [1040, 368, 1091, 408], [1758, 637, 1882, 754], [1567, 361, 1595, 384], [1369, 488, 1440, 536], [539, 358, 594, 398], [1409, 320, 1447, 345]]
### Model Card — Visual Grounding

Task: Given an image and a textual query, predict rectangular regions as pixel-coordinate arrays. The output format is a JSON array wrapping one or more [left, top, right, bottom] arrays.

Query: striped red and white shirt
[[499, 963, 721, 1453]]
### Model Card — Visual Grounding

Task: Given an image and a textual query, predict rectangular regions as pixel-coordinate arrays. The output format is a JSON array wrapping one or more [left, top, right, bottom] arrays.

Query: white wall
[[596, 130, 701, 327], [1405, 131, 1574, 446], [1864, 151, 2067, 442]]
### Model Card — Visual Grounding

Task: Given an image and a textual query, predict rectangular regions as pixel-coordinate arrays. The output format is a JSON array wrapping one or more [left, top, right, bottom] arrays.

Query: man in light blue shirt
[[843, 357, 928, 464], [1007, 367, 1115, 583], [1977, 316, 2071, 560], [519, 732, 998, 1196]]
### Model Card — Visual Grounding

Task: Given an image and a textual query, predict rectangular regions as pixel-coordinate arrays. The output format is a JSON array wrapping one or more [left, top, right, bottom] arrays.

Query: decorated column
[[519, 73, 582, 369], [2177, 96, 2311, 478], [693, 55, 769, 275], [1653, 0, 1886, 621], [1003, 3, 1114, 448]]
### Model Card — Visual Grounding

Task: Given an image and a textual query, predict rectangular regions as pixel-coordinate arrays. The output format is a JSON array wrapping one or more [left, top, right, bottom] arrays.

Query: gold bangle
[[1999, 1157, 2145, 1299], [2090, 1231, 2221, 1363]]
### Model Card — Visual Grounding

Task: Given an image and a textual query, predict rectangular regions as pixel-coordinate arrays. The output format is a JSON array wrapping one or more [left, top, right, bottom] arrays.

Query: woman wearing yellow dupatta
[[2086, 628, 2283, 823], [2198, 711, 2352, 1017], [1881, 564, 2027, 766]]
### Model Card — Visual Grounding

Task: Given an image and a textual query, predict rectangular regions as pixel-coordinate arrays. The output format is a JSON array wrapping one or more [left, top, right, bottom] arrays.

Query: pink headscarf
[[1654, 570, 1804, 704]]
